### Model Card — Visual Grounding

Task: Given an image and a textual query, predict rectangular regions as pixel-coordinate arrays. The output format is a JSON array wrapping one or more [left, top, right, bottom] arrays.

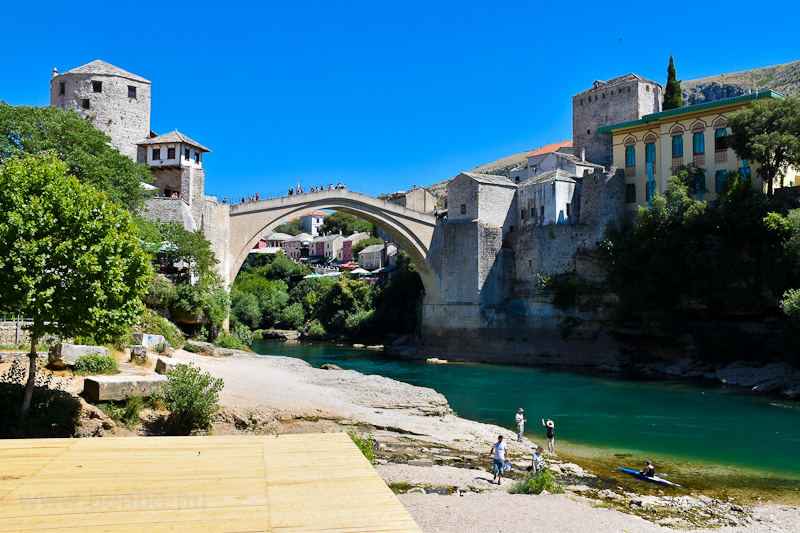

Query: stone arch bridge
[[226, 189, 444, 304]]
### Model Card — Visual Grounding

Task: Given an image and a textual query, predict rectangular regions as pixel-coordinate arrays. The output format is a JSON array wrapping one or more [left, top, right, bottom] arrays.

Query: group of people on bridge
[[288, 183, 346, 196]]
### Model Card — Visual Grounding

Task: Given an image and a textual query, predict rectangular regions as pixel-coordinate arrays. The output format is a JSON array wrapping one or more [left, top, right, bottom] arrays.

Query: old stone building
[[50, 60, 151, 161], [572, 74, 663, 168]]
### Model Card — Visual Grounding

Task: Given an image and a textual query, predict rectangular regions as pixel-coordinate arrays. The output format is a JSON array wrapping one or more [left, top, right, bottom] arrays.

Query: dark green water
[[251, 339, 800, 495]]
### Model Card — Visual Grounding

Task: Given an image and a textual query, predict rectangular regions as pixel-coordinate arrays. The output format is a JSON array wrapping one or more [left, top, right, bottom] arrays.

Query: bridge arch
[[227, 190, 443, 304]]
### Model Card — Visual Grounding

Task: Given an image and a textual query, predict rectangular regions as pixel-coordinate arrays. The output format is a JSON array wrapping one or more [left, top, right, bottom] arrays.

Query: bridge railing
[[208, 184, 381, 204]]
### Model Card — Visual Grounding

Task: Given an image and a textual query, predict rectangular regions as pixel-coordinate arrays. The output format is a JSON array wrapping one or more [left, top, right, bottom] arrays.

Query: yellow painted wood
[[0, 434, 421, 532]]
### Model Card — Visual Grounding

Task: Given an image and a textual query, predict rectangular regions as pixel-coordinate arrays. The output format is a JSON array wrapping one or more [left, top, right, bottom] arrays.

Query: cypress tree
[[663, 56, 683, 110]]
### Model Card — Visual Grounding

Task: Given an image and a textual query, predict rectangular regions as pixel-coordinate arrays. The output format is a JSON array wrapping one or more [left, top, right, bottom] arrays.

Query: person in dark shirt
[[542, 418, 555, 454], [640, 459, 655, 477]]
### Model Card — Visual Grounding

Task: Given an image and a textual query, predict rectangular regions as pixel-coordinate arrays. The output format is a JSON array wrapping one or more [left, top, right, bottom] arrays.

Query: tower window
[[587, 129, 590, 134], [195, 152, 200, 164], [184, 148, 190, 160], [167, 147, 176, 159], [81, 99, 90, 109], [92, 81, 102, 93], [59, 82, 65, 95], [152, 148, 161, 160], [128, 86, 137, 98], [460, 204, 466, 214]]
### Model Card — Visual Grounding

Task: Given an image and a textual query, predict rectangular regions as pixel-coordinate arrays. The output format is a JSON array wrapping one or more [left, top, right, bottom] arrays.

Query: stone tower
[[572, 74, 662, 167], [50, 60, 151, 161]]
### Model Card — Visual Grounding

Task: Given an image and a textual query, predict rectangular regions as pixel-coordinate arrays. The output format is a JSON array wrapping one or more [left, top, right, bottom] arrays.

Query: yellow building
[[598, 91, 792, 210]]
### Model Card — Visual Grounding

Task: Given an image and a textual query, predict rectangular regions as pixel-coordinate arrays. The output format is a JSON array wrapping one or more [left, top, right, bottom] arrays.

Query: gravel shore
[[174, 348, 800, 533]]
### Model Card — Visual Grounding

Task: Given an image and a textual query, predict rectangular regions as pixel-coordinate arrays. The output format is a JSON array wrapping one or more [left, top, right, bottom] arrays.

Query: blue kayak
[[618, 467, 685, 488]]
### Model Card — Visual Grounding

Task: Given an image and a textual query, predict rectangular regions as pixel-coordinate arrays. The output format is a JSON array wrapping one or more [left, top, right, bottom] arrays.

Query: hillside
[[682, 59, 800, 105], [426, 151, 528, 196]]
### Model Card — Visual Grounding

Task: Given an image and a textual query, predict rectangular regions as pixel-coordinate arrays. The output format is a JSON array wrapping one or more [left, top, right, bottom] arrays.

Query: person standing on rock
[[515, 408, 526, 442], [542, 418, 555, 454], [489, 435, 509, 484]]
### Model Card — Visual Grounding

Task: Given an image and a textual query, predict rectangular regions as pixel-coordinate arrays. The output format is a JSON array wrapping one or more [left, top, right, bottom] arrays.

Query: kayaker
[[639, 459, 655, 477]]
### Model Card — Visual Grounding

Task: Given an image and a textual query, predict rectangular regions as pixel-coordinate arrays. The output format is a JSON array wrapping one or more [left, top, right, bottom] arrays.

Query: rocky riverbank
[[176, 348, 799, 532]]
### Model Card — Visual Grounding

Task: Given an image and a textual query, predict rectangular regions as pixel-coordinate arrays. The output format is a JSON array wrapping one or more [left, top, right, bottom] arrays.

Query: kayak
[[618, 467, 685, 488]]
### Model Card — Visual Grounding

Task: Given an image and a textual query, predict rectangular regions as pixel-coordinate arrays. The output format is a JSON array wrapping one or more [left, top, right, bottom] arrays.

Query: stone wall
[[141, 197, 197, 231], [509, 168, 624, 281], [50, 71, 151, 161], [420, 296, 619, 364], [442, 222, 479, 303], [195, 197, 232, 285], [0, 322, 60, 347]]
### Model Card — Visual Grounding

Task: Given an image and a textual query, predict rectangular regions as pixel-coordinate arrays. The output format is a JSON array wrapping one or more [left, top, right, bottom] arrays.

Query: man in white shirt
[[489, 435, 509, 484], [515, 408, 526, 441]]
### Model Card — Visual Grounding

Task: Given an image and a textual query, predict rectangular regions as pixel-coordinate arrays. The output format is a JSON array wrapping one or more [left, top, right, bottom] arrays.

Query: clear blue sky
[[2, 1, 798, 201]]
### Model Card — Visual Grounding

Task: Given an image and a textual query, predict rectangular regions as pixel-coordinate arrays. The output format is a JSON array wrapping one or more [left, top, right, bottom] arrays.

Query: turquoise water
[[251, 339, 800, 488]]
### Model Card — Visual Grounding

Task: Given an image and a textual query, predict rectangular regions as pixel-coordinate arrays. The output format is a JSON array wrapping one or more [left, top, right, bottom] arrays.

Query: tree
[[726, 98, 800, 197], [662, 56, 683, 111], [274, 218, 305, 236], [158, 221, 218, 279], [0, 103, 154, 211], [320, 212, 373, 236], [0, 153, 151, 425]]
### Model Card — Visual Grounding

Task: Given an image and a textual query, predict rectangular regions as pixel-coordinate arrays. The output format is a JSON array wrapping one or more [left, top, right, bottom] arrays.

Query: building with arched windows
[[597, 90, 796, 210]]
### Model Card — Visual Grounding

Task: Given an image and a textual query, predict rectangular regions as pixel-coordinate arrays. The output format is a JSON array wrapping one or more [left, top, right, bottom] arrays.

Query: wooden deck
[[0, 433, 421, 532]]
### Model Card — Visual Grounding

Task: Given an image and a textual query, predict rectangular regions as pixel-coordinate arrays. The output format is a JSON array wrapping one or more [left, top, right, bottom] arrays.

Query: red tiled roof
[[525, 140, 572, 157], [299, 211, 328, 217]]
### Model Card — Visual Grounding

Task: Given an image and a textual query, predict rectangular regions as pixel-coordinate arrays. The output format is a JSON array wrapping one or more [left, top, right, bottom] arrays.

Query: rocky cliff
[[682, 59, 800, 105]]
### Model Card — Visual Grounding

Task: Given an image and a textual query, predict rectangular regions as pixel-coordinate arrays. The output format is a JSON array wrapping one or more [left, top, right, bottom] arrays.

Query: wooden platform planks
[[0, 433, 420, 532]]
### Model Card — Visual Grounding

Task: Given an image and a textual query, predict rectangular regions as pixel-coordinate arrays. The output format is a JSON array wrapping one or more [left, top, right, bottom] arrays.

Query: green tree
[[726, 97, 800, 197], [351, 237, 384, 260], [0, 153, 151, 424], [158, 221, 218, 279], [0, 103, 154, 210], [319, 212, 373, 236], [274, 218, 305, 236], [662, 56, 683, 111]]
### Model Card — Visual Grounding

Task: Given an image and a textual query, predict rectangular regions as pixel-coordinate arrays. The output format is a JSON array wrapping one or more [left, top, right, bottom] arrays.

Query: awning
[[372, 264, 398, 274], [350, 268, 371, 275]]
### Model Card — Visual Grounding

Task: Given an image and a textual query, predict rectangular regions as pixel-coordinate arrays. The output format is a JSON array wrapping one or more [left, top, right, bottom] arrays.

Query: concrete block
[[133, 333, 166, 350], [130, 345, 149, 365], [48, 343, 110, 369], [155, 356, 183, 374], [83, 375, 168, 402]]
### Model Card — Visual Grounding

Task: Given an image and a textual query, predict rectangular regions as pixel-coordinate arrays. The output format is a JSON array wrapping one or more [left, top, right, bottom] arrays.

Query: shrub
[[154, 363, 223, 435], [139, 311, 184, 349], [215, 332, 247, 350], [508, 462, 564, 494], [232, 324, 253, 346], [344, 308, 374, 335], [347, 427, 375, 463], [281, 302, 306, 330], [97, 396, 152, 429], [143, 275, 177, 308], [74, 354, 120, 375], [307, 320, 326, 337]]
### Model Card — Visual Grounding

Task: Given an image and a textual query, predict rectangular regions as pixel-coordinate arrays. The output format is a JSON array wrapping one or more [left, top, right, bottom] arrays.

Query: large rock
[[83, 375, 168, 401], [155, 356, 183, 374], [48, 343, 109, 369], [184, 340, 215, 356], [133, 333, 166, 350], [261, 329, 301, 341]]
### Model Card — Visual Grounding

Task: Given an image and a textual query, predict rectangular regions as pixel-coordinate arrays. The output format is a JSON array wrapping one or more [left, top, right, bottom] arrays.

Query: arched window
[[693, 132, 705, 155]]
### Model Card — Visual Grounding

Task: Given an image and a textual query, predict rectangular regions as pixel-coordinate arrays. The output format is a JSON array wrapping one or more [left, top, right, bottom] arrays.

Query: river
[[251, 339, 800, 500]]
